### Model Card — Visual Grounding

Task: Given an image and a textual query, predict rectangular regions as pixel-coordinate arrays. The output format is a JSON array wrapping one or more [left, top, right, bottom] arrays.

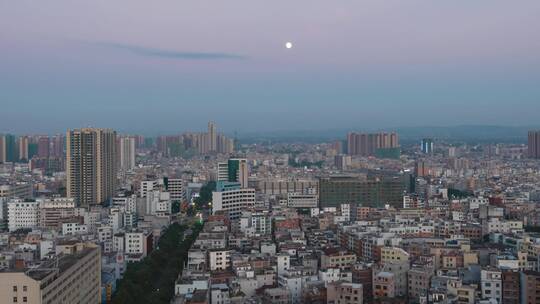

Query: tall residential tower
[[67, 128, 117, 207], [528, 131, 540, 159], [118, 136, 136, 170]]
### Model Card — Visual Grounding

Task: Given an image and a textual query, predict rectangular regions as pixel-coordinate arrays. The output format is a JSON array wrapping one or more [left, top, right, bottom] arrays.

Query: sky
[[1, 0, 539, 135]]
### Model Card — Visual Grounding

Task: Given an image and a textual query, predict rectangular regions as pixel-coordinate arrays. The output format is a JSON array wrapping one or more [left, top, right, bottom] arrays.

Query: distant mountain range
[[237, 125, 537, 144]]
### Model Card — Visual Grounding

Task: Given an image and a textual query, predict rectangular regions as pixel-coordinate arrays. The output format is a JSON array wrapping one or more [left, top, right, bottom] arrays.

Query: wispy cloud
[[93, 42, 246, 60]]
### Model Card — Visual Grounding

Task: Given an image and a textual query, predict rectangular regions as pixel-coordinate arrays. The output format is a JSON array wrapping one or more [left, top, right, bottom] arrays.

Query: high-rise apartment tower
[[67, 128, 117, 207]]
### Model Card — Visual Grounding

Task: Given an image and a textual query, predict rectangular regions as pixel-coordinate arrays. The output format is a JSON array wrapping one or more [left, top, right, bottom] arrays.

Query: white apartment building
[[483, 218, 523, 235], [97, 226, 113, 243], [209, 249, 231, 271], [145, 190, 172, 216], [480, 269, 502, 302], [113, 233, 125, 252], [83, 210, 101, 231], [124, 212, 137, 228], [334, 203, 351, 223], [125, 231, 152, 258], [112, 194, 137, 213], [278, 272, 304, 304], [212, 188, 255, 220], [403, 196, 425, 209], [140, 180, 159, 198], [217, 162, 229, 182], [62, 222, 88, 235], [319, 268, 352, 286], [468, 197, 489, 209], [210, 284, 230, 304], [109, 208, 124, 233], [7, 199, 40, 232], [167, 178, 184, 201], [239, 211, 272, 237]]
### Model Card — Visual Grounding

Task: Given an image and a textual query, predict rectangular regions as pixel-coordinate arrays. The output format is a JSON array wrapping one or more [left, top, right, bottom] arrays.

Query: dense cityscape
[[3, 1, 540, 303], [0, 124, 539, 304]]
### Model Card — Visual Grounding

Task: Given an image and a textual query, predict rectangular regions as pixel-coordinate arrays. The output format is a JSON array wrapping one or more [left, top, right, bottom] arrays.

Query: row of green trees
[[111, 222, 203, 304], [288, 158, 324, 168], [193, 181, 216, 209]]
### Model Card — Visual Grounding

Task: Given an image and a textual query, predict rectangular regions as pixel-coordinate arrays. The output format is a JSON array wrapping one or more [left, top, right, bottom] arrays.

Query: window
[[23, 297, 27, 303], [13, 286, 17, 292], [22, 286, 27, 292]]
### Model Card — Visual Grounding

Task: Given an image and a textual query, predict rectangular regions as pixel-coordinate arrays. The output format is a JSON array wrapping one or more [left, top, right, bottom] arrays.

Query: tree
[[171, 201, 180, 214], [111, 222, 203, 304], [194, 181, 216, 210], [448, 188, 472, 199]]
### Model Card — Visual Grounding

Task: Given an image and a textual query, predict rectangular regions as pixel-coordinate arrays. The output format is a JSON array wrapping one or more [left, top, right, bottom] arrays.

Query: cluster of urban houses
[[1, 125, 540, 304]]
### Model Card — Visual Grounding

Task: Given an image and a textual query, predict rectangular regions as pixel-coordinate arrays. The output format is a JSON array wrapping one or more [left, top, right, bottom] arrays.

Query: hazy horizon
[[1, 0, 540, 134]]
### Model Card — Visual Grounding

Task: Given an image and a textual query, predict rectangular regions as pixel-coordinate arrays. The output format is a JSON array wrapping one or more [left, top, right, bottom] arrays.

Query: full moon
[[285, 42, 293, 49]]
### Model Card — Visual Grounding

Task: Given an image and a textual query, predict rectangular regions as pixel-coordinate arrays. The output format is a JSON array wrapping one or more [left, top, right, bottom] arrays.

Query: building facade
[[528, 131, 540, 159], [67, 128, 117, 207], [0, 244, 101, 304]]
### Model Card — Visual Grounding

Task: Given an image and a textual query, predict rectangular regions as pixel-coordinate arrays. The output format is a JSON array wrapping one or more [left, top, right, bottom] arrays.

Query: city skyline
[[2, 0, 540, 134], [3, 2, 540, 304]]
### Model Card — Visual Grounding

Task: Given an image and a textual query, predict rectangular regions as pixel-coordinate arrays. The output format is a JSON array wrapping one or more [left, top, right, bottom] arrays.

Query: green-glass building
[[319, 175, 408, 208]]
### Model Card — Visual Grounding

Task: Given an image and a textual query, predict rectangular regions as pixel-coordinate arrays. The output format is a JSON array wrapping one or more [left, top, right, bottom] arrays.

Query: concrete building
[[217, 162, 229, 182], [254, 178, 318, 195], [0, 243, 101, 304], [209, 249, 231, 271], [373, 271, 395, 298], [347, 132, 399, 156], [278, 271, 304, 304], [328, 282, 363, 304], [118, 136, 135, 171], [210, 283, 230, 304], [0, 135, 5, 163], [144, 190, 171, 216], [0, 182, 33, 200], [239, 210, 272, 236], [67, 128, 117, 206], [208, 121, 217, 153], [321, 248, 357, 270], [39, 198, 77, 229], [287, 191, 318, 209], [421, 138, 434, 154], [62, 222, 88, 235], [212, 182, 255, 220], [166, 178, 184, 202], [480, 269, 502, 303], [18, 136, 29, 161], [375, 262, 409, 298], [334, 154, 352, 170], [319, 175, 407, 208], [501, 270, 520, 304], [217, 159, 249, 188], [408, 266, 432, 302], [262, 287, 289, 304], [7, 199, 40, 232], [3, 134, 18, 162], [528, 130, 540, 159], [37, 136, 50, 158], [381, 247, 410, 265], [521, 271, 540, 304], [140, 180, 158, 198], [125, 231, 153, 259]]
